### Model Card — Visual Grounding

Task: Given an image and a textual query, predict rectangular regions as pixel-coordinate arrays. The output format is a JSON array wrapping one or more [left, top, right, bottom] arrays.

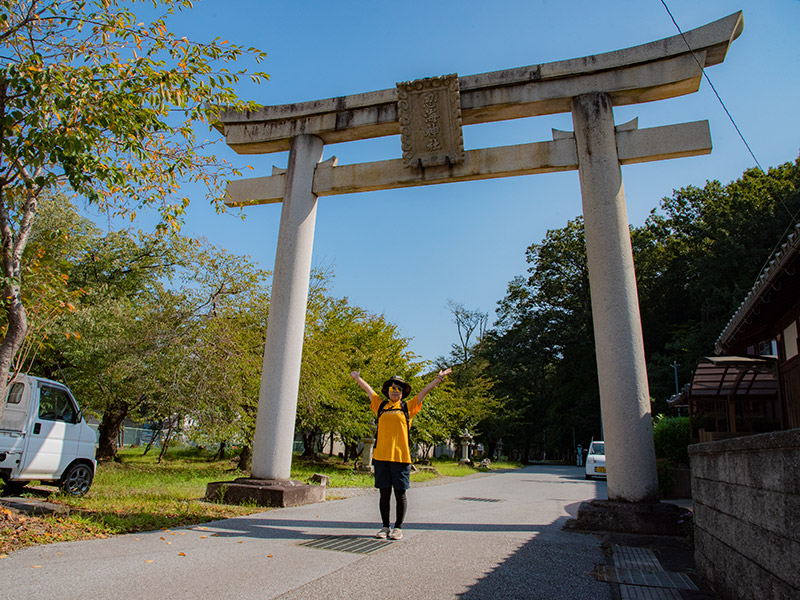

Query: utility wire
[[660, 2, 800, 283], [659, 0, 764, 173]]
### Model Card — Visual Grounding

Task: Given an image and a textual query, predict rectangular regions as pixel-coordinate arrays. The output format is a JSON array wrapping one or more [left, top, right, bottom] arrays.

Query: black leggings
[[379, 487, 407, 528]]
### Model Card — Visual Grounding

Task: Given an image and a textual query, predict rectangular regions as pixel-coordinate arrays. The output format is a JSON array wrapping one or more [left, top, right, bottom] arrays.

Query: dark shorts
[[373, 460, 411, 490]]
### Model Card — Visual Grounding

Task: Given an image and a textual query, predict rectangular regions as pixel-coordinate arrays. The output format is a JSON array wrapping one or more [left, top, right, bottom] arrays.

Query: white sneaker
[[375, 527, 390, 539], [389, 528, 403, 540]]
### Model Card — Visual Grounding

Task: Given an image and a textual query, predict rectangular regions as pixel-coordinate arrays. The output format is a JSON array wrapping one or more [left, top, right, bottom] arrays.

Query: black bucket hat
[[382, 375, 411, 399]]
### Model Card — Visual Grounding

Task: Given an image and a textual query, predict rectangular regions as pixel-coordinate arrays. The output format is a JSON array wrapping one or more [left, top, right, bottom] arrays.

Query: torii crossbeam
[[206, 12, 743, 516]]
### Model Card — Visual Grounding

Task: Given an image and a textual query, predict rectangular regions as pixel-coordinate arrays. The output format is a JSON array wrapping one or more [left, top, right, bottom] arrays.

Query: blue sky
[[106, 0, 800, 366]]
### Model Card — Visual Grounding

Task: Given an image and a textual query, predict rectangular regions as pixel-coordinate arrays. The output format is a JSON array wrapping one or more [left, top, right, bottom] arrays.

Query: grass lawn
[[0, 447, 519, 556]]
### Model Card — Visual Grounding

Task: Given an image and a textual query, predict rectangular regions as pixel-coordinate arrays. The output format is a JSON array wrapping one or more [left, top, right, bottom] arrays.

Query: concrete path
[[1, 465, 612, 599]]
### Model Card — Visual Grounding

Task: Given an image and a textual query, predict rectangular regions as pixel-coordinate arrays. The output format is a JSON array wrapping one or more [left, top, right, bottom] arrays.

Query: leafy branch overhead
[[0, 0, 268, 423], [0, 0, 267, 226]]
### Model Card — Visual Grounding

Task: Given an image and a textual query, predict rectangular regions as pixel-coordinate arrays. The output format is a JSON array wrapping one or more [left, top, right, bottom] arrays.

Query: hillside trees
[[0, 0, 267, 420], [45, 228, 191, 460], [482, 219, 599, 461], [435, 301, 500, 458], [483, 157, 800, 461], [635, 159, 800, 402], [297, 273, 424, 459]]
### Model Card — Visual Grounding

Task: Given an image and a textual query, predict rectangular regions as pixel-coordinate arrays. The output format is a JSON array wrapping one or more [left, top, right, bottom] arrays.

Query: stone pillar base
[[567, 499, 688, 536], [205, 478, 325, 508], [354, 465, 374, 474]]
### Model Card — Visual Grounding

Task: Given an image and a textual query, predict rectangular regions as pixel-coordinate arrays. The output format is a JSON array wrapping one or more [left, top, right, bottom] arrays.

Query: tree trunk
[[213, 441, 226, 460], [343, 441, 358, 463], [486, 441, 497, 460], [238, 444, 252, 473], [96, 399, 129, 462], [157, 417, 176, 463], [142, 421, 164, 456], [301, 430, 318, 457], [0, 115, 39, 422]]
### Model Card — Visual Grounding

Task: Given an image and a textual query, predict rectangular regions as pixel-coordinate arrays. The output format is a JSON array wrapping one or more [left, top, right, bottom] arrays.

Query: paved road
[[1, 465, 612, 600]]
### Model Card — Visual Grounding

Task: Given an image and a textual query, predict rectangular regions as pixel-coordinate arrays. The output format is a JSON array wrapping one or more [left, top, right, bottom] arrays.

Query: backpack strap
[[376, 400, 411, 448]]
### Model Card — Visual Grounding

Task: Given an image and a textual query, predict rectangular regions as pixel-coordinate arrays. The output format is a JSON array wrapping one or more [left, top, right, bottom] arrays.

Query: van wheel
[[585, 474, 592, 480], [59, 463, 93, 496]]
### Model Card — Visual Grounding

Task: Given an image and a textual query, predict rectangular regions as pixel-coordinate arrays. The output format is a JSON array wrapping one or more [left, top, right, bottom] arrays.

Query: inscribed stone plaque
[[397, 74, 464, 168]]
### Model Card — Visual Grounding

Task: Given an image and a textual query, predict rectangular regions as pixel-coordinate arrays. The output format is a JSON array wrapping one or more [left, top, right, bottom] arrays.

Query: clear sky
[[101, 0, 800, 366]]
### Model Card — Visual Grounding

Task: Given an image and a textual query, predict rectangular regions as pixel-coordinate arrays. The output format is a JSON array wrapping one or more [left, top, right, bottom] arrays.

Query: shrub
[[652, 415, 691, 466]]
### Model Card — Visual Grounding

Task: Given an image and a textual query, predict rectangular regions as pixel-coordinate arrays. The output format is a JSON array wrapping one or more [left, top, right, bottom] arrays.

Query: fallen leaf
[[199, 536, 207, 539], [178, 552, 186, 557], [31, 565, 41, 568], [237, 541, 243, 544], [160, 537, 166, 540], [0, 554, 7, 559], [144, 560, 154, 563], [267, 554, 273, 558]]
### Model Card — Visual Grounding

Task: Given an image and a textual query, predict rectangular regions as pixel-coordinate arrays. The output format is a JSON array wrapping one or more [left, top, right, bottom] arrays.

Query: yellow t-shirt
[[371, 393, 422, 463]]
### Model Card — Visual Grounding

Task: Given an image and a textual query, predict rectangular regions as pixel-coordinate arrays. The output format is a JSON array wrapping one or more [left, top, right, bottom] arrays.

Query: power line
[[660, 2, 800, 277], [659, 0, 764, 173]]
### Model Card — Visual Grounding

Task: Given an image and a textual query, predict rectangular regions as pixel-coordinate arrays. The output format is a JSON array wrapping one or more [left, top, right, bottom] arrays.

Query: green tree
[[46, 230, 185, 460], [483, 218, 600, 461], [0, 0, 266, 420], [635, 158, 800, 403], [297, 271, 422, 459], [166, 240, 270, 467]]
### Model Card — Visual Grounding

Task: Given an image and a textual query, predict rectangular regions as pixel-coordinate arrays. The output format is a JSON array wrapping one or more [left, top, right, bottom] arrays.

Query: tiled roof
[[715, 223, 800, 354]]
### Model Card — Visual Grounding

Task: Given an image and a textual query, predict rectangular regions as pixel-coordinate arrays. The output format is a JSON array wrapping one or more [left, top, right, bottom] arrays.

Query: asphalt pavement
[[0, 465, 708, 600]]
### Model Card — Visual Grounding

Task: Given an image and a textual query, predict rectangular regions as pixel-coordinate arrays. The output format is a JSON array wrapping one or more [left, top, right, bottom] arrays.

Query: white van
[[0, 374, 96, 496]]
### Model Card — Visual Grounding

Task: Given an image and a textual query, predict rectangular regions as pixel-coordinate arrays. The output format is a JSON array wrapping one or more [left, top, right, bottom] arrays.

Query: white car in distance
[[584, 441, 606, 480]]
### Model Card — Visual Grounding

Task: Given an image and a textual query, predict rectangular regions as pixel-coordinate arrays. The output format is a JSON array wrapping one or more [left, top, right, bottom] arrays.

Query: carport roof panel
[[689, 357, 779, 399]]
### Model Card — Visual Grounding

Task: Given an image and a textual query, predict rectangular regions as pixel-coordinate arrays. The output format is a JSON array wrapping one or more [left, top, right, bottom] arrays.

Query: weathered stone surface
[[693, 502, 800, 590], [249, 134, 324, 481], [692, 477, 799, 537], [307, 473, 330, 487], [0, 496, 69, 516], [689, 429, 800, 600], [205, 478, 325, 508], [225, 121, 711, 206], [572, 91, 658, 503], [214, 13, 742, 154], [696, 522, 798, 600], [397, 74, 464, 168], [569, 499, 687, 536]]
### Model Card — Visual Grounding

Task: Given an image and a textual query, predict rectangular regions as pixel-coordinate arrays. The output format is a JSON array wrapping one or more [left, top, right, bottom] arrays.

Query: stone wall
[[689, 429, 800, 600]]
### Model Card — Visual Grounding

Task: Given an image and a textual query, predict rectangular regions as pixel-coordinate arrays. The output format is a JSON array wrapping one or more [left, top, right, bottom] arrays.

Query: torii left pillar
[[205, 134, 327, 507]]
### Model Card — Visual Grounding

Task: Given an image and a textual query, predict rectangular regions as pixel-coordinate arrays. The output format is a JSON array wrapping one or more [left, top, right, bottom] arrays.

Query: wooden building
[[685, 224, 800, 441]]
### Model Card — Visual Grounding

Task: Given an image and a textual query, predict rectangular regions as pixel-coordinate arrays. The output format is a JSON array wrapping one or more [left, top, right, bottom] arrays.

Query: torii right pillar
[[573, 92, 657, 502], [571, 92, 683, 532]]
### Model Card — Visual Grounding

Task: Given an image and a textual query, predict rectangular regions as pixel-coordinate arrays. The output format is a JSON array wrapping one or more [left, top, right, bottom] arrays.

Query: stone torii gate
[[206, 13, 743, 519]]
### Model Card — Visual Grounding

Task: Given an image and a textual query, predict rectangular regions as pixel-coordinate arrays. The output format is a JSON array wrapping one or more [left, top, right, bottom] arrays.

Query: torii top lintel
[[214, 12, 742, 155]]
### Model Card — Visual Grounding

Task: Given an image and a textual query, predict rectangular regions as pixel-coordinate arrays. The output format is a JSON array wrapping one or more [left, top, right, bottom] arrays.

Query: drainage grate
[[619, 585, 683, 599], [457, 496, 503, 503], [595, 567, 698, 591], [299, 535, 393, 555], [613, 546, 664, 572]]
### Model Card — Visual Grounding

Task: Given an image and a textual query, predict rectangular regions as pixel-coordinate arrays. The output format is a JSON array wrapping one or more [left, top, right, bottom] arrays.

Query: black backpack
[[376, 400, 410, 446]]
